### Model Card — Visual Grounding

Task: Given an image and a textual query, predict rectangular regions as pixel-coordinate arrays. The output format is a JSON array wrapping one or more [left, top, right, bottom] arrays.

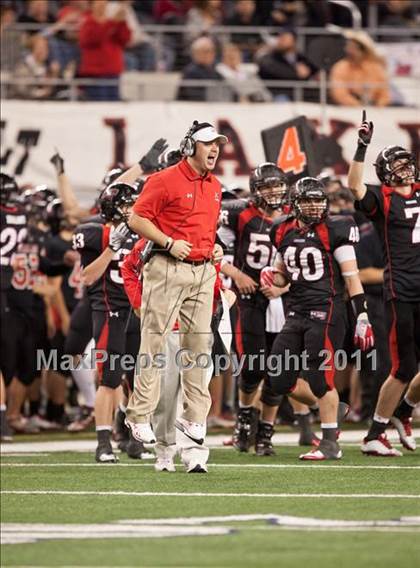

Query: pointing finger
[[362, 109, 366, 122]]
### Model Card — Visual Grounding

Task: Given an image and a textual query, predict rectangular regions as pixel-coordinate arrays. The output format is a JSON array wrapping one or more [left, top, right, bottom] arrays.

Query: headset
[[179, 120, 200, 157]]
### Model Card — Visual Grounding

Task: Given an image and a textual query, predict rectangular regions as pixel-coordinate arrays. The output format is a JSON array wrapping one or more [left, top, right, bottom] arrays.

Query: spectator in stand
[[17, 0, 55, 35], [379, 0, 418, 41], [216, 42, 271, 102], [184, 0, 224, 46], [13, 34, 60, 100], [267, 0, 307, 28], [224, 0, 264, 62], [46, 1, 89, 74], [1, 4, 23, 72], [153, 0, 193, 23], [257, 28, 318, 101], [177, 35, 224, 101], [108, 0, 156, 71], [79, 0, 131, 101], [329, 31, 390, 107]]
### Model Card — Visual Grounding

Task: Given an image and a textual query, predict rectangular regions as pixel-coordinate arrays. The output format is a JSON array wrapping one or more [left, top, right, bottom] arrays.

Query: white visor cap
[[193, 126, 228, 145]]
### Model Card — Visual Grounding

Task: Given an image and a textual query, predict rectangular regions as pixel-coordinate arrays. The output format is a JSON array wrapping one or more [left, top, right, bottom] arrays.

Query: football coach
[[125, 120, 227, 446]]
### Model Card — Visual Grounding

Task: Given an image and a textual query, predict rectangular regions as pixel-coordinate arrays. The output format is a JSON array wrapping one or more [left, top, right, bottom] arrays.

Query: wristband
[[351, 293, 368, 317], [354, 143, 367, 163]]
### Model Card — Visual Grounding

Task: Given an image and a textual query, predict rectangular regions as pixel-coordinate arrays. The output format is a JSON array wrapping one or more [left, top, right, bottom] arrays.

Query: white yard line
[[2, 462, 420, 470], [2, 490, 419, 498], [2, 429, 419, 454]]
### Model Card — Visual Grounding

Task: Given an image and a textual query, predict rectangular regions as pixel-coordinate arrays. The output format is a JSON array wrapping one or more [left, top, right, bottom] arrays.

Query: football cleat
[[233, 407, 260, 452], [155, 458, 176, 473], [95, 443, 119, 463], [255, 421, 275, 456], [67, 407, 94, 433], [300, 440, 342, 460], [0, 413, 13, 442], [26, 415, 59, 431], [126, 432, 154, 459], [187, 462, 208, 473], [299, 431, 321, 447], [125, 419, 156, 445], [361, 434, 403, 457], [175, 418, 205, 445], [390, 416, 416, 451]]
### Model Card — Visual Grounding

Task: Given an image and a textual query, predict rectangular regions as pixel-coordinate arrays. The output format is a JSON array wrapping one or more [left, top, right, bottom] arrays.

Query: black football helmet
[[43, 198, 66, 235], [101, 164, 126, 190], [0, 173, 20, 207], [374, 146, 418, 186], [292, 177, 329, 226], [249, 162, 288, 210], [99, 182, 136, 222]]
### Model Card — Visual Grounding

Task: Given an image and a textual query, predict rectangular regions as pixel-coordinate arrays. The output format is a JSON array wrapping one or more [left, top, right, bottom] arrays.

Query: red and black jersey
[[355, 183, 420, 302], [0, 205, 27, 291], [8, 225, 50, 315], [271, 214, 359, 317], [218, 199, 278, 284], [45, 234, 83, 313], [72, 221, 138, 311]]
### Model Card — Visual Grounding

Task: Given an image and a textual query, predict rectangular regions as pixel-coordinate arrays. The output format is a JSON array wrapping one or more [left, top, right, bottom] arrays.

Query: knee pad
[[307, 375, 329, 399], [239, 368, 265, 395], [260, 379, 283, 407], [267, 370, 298, 397]]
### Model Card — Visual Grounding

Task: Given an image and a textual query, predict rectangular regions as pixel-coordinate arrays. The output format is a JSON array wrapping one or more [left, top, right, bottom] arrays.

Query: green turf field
[[1, 444, 420, 567]]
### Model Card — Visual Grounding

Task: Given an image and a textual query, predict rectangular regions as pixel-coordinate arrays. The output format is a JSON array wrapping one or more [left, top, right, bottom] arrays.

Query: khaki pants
[[126, 254, 215, 424]]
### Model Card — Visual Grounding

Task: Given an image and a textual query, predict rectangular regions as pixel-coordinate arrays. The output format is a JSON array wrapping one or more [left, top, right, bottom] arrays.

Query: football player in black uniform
[[1, 173, 27, 440], [264, 177, 373, 460], [218, 163, 318, 455], [348, 111, 420, 456], [73, 182, 141, 463]]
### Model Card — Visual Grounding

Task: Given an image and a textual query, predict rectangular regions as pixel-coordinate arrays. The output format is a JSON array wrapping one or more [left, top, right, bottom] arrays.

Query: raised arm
[[114, 138, 169, 185], [50, 151, 91, 220], [347, 110, 374, 201]]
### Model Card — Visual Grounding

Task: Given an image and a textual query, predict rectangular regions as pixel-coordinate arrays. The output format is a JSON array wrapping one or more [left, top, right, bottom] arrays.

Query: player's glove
[[50, 150, 65, 175], [108, 222, 130, 252], [139, 138, 169, 173], [357, 110, 374, 146], [354, 312, 374, 351], [260, 266, 279, 288]]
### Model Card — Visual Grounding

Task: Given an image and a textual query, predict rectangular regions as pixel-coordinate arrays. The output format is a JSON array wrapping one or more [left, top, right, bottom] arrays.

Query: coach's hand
[[234, 271, 258, 295], [169, 239, 193, 261], [139, 138, 168, 174], [212, 243, 224, 264], [354, 313, 375, 351], [358, 110, 374, 146], [108, 222, 130, 252]]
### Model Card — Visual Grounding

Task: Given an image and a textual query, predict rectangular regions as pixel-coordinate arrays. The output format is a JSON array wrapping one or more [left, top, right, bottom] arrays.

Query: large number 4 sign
[[277, 126, 307, 175]]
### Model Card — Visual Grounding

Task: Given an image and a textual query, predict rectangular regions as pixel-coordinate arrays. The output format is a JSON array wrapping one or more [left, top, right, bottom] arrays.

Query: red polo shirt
[[133, 159, 222, 261]]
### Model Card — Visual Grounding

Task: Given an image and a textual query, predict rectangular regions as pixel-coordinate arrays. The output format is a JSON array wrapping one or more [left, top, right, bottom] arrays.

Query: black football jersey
[[0, 205, 27, 290], [356, 183, 420, 302], [271, 215, 360, 317], [45, 234, 83, 313], [72, 222, 137, 311], [218, 200, 278, 284], [7, 225, 49, 313]]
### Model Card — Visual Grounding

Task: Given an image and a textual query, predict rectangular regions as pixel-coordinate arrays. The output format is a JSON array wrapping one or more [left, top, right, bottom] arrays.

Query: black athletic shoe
[[95, 443, 119, 463], [255, 421, 275, 456], [126, 432, 148, 459], [114, 408, 129, 451], [233, 407, 260, 452]]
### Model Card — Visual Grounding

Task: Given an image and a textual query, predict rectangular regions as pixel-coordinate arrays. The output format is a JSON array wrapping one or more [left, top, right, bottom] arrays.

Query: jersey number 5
[[246, 233, 273, 269]]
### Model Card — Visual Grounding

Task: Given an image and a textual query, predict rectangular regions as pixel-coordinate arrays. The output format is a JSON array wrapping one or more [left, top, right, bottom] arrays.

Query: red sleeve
[[133, 173, 168, 221], [121, 241, 146, 309], [79, 16, 109, 47], [112, 21, 131, 47]]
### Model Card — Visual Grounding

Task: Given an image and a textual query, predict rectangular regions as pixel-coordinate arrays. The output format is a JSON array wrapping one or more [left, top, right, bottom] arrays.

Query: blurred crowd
[[1, 0, 419, 103]]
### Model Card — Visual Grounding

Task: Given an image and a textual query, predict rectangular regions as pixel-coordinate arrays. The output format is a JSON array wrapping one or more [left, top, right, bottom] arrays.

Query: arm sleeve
[[121, 245, 143, 309], [330, 216, 360, 250], [355, 186, 382, 219], [132, 174, 168, 221]]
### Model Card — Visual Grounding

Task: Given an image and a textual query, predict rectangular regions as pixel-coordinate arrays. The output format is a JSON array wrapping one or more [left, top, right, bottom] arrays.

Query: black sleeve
[[355, 185, 382, 219], [72, 223, 103, 268], [38, 256, 69, 276], [329, 215, 360, 250]]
